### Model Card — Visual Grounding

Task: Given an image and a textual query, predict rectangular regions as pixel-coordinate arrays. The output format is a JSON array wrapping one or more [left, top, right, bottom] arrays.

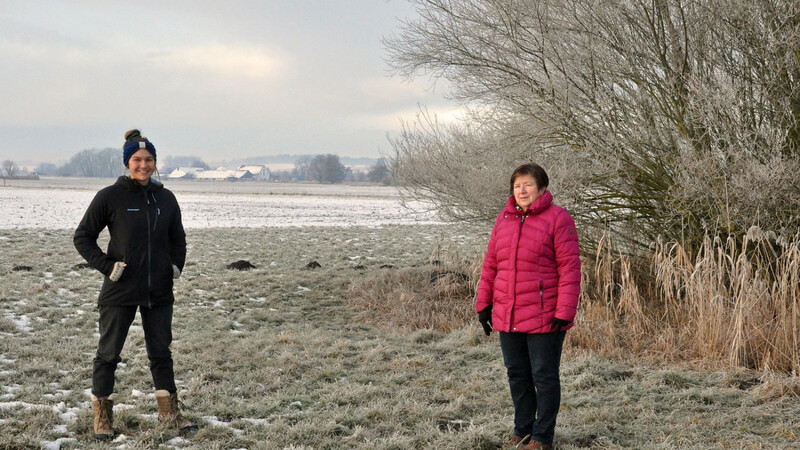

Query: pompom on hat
[[122, 129, 156, 167]]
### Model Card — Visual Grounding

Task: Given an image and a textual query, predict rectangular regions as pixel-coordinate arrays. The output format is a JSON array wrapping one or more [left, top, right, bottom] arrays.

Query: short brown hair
[[509, 163, 549, 196]]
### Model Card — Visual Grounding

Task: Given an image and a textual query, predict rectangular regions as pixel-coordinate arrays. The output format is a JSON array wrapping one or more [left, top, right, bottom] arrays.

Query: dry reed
[[573, 228, 800, 374], [351, 228, 800, 375]]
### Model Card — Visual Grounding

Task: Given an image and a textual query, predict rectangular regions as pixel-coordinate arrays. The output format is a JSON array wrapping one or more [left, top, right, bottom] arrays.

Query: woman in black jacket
[[74, 129, 196, 440]]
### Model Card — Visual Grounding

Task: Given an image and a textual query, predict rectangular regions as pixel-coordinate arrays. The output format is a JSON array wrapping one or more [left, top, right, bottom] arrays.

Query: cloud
[[357, 75, 447, 104], [152, 44, 286, 79], [352, 104, 471, 132]]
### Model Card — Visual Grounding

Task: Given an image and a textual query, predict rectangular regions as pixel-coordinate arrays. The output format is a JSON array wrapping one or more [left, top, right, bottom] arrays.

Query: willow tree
[[387, 0, 800, 252]]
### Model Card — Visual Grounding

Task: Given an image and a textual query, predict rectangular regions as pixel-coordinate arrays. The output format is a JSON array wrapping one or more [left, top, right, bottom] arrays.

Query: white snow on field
[[0, 178, 440, 229], [4, 313, 32, 332]]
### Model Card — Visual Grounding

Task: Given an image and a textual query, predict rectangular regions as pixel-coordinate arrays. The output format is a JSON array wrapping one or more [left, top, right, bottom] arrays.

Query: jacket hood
[[503, 190, 553, 215]]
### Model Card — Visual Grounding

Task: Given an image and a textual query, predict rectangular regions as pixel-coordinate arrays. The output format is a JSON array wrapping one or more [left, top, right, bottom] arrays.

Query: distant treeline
[[26, 149, 392, 184]]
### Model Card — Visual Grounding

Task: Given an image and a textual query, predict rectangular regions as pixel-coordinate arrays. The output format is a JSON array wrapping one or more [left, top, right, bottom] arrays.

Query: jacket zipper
[[151, 193, 160, 231], [509, 213, 526, 331], [145, 193, 152, 309]]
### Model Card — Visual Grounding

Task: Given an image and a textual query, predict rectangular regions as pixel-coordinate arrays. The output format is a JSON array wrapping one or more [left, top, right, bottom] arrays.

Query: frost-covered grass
[[1, 226, 798, 449]]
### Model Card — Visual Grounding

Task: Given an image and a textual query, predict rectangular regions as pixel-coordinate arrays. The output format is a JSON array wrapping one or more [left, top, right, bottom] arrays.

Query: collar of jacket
[[504, 190, 553, 216], [115, 175, 164, 193]]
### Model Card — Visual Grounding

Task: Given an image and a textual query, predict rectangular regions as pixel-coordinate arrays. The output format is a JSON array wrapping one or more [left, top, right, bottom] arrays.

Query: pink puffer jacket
[[475, 191, 581, 334]]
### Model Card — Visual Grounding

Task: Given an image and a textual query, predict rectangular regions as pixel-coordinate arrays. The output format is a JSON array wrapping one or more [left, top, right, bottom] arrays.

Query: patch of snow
[[0, 401, 51, 411], [203, 415, 244, 435], [5, 313, 32, 332], [41, 437, 78, 450], [59, 408, 79, 422], [241, 418, 271, 426]]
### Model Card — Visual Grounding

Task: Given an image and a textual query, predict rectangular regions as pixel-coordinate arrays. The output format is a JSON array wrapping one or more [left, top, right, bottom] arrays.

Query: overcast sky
[[0, 0, 455, 165]]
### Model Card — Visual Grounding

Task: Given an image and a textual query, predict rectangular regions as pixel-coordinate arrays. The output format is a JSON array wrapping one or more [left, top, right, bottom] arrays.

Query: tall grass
[[352, 229, 800, 375], [573, 228, 800, 375]]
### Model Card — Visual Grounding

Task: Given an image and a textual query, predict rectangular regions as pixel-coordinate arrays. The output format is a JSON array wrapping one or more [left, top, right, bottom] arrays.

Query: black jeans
[[499, 331, 566, 445], [92, 304, 176, 397]]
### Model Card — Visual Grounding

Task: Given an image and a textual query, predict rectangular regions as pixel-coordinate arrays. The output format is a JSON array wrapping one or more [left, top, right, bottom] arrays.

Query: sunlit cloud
[[358, 76, 444, 102], [152, 44, 286, 79], [354, 104, 471, 131]]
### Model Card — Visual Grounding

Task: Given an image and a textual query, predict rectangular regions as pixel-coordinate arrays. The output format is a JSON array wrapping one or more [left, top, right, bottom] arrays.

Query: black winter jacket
[[74, 176, 186, 307]]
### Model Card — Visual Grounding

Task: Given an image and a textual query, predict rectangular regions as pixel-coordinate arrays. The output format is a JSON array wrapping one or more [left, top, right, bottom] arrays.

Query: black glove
[[550, 318, 571, 333], [478, 305, 493, 336]]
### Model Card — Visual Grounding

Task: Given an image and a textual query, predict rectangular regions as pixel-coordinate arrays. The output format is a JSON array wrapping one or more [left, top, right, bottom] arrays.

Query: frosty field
[[0, 177, 438, 229], [0, 179, 798, 449]]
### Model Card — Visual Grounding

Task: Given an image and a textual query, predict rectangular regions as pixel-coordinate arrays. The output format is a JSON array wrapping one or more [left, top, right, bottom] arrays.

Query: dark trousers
[[92, 304, 176, 397], [499, 331, 566, 445]]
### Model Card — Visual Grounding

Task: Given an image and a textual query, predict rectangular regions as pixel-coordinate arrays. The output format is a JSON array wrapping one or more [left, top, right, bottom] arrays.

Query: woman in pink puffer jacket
[[476, 163, 581, 450]]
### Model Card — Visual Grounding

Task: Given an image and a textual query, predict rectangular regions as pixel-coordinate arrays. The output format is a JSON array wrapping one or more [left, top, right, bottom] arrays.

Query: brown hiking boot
[[91, 394, 114, 441], [522, 441, 553, 450], [155, 390, 198, 431], [498, 434, 530, 448]]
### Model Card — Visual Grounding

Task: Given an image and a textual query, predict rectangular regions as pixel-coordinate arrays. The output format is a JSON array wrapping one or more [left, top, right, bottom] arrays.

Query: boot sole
[[94, 433, 113, 441]]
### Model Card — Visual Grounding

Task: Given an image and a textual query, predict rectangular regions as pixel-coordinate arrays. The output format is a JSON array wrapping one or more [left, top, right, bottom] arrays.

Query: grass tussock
[[348, 242, 482, 332]]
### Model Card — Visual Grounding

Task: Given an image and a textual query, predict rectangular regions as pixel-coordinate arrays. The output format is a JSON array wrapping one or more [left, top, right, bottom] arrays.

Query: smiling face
[[127, 149, 155, 185], [513, 173, 545, 212]]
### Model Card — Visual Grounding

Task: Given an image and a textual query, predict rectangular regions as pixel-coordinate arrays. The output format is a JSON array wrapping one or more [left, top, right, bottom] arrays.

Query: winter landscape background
[[1, 178, 798, 449]]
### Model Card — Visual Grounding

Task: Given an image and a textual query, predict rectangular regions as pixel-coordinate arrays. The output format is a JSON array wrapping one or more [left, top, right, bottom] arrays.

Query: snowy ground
[[0, 177, 439, 229]]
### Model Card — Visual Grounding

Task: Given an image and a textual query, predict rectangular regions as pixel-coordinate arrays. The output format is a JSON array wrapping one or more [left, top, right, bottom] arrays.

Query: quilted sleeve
[[553, 210, 581, 322]]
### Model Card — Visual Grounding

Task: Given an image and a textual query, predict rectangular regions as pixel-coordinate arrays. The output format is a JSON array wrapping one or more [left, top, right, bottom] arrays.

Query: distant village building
[[193, 169, 254, 181], [166, 167, 205, 179], [238, 165, 271, 181], [166, 165, 270, 182]]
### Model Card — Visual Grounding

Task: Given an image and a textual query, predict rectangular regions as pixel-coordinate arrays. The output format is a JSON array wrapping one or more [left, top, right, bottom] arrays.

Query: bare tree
[[2, 160, 16, 177], [293, 156, 312, 181], [386, 0, 800, 252], [59, 149, 125, 177], [308, 154, 346, 184], [367, 158, 392, 184]]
